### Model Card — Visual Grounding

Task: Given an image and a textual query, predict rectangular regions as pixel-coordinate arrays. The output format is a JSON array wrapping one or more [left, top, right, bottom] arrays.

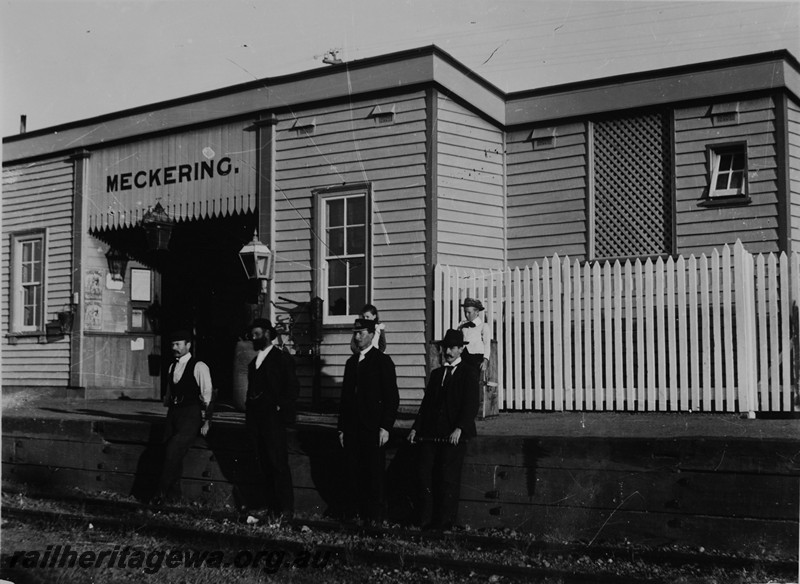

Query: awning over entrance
[[86, 121, 257, 230]]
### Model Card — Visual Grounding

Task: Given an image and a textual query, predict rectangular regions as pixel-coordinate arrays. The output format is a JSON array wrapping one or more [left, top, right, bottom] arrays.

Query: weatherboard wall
[[1, 158, 74, 389], [272, 91, 430, 405], [435, 93, 506, 270], [789, 99, 800, 255], [505, 122, 589, 265], [673, 96, 780, 255]]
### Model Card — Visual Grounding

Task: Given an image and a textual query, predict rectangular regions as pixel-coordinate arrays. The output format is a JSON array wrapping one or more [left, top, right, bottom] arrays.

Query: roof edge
[[3, 44, 504, 143], [507, 49, 800, 101]]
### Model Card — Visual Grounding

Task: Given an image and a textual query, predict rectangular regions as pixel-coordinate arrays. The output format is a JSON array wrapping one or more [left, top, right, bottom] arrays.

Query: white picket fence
[[434, 241, 800, 413]]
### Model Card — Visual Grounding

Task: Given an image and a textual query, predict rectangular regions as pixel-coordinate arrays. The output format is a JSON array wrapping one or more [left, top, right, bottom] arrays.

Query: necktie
[[460, 321, 476, 329], [442, 365, 454, 386]]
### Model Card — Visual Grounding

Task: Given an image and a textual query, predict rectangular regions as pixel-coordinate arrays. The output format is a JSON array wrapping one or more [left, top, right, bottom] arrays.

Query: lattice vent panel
[[593, 113, 671, 258]]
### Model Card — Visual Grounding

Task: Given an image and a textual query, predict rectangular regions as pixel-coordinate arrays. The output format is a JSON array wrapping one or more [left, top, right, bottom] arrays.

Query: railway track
[[3, 492, 796, 584]]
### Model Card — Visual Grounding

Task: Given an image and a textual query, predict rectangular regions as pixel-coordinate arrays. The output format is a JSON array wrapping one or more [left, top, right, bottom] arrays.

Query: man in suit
[[155, 329, 213, 504], [408, 328, 479, 530], [246, 318, 299, 519], [338, 318, 399, 522]]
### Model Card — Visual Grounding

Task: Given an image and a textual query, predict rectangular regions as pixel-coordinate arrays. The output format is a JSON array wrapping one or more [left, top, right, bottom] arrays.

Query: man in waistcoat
[[246, 318, 299, 519], [154, 329, 213, 504], [408, 329, 479, 530], [338, 318, 399, 523]]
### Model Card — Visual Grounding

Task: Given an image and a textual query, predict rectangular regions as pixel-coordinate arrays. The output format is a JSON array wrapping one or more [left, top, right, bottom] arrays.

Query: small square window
[[709, 145, 747, 198]]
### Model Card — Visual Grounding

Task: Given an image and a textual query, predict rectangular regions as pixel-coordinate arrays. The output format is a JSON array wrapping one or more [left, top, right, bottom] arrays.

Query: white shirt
[[458, 315, 492, 360], [442, 356, 462, 385], [358, 345, 373, 362], [255, 344, 274, 369], [371, 323, 385, 350], [171, 352, 213, 405]]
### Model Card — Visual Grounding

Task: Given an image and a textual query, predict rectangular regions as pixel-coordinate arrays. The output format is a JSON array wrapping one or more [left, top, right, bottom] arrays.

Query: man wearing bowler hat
[[246, 318, 299, 519], [408, 328, 479, 530], [338, 318, 399, 522], [154, 329, 214, 504]]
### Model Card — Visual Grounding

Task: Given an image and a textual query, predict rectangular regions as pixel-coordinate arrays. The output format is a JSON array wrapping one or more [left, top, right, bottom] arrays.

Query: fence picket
[[722, 246, 735, 412], [583, 262, 593, 410], [562, 257, 573, 411], [532, 263, 542, 410], [592, 262, 603, 410], [675, 255, 700, 411], [524, 266, 533, 409], [504, 268, 514, 409], [573, 259, 583, 411], [756, 254, 768, 410], [645, 260, 656, 411], [666, 257, 677, 411], [613, 262, 624, 410], [542, 260, 552, 410], [553, 257, 564, 411], [767, 254, 779, 413], [792, 253, 800, 411], [734, 241, 753, 415], [780, 253, 791, 412], [624, 262, 634, 410], [699, 254, 711, 411], [656, 258, 667, 410], [513, 267, 523, 410], [635, 260, 645, 411]]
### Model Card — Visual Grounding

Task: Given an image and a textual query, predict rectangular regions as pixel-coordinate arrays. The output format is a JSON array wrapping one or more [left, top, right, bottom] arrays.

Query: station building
[[3, 46, 800, 407]]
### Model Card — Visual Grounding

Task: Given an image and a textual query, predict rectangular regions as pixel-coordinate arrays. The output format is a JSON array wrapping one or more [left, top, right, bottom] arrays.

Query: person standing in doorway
[[338, 318, 399, 523], [246, 318, 300, 520], [458, 298, 492, 381], [408, 329, 479, 530], [154, 329, 213, 504]]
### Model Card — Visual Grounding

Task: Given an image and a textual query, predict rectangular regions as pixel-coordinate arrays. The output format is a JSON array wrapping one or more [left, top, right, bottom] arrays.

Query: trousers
[[417, 440, 467, 527], [158, 404, 202, 501]]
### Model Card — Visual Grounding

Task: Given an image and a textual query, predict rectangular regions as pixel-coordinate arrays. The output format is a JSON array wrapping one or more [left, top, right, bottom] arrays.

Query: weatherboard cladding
[[436, 93, 505, 270], [1, 158, 73, 387], [272, 91, 429, 404], [789, 99, 800, 255], [674, 96, 779, 255], [505, 122, 588, 265]]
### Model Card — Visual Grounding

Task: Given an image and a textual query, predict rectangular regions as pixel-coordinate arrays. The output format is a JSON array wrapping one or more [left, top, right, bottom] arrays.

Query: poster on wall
[[130, 269, 152, 302], [84, 303, 102, 330], [85, 270, 103, 300]]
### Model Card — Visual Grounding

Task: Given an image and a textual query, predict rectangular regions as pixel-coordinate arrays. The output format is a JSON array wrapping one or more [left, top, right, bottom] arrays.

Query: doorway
[[159, 212, 259, 403]]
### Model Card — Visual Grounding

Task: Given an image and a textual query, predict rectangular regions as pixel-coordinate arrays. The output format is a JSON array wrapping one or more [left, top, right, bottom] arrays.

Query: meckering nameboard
[[86, 121, 257, 230]]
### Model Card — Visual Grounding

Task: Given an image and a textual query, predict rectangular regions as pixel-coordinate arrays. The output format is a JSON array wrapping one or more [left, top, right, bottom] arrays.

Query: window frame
[[312, 183, 373, 327], [705, 142, 750, 203], [9, 229, 48, 335]]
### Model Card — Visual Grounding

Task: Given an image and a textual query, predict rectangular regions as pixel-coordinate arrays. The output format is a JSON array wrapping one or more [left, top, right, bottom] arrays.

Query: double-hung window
[[11, 230, 46, 333], [314, 185, 371, 325]]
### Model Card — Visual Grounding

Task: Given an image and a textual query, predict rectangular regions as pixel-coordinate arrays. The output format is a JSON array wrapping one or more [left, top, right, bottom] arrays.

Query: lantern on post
[[105, 247, 129, 282], [238, 231, 273, 294], [141, 202, 174, 251]]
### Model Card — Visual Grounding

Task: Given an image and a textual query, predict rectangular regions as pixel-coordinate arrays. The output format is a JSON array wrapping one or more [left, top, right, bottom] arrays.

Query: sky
[[1, 0, 799, 138]]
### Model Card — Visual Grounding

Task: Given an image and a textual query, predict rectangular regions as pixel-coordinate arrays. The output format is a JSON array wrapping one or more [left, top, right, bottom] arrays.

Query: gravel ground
[[2, 492, 796, 584]]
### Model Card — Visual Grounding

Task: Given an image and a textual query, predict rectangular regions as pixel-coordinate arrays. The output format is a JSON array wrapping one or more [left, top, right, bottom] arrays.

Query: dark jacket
[[246, 347, 299, 425], [338, 347, 399, 434], [412, 361, 479, 439]]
